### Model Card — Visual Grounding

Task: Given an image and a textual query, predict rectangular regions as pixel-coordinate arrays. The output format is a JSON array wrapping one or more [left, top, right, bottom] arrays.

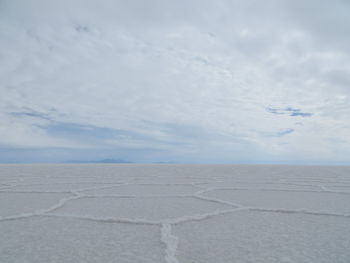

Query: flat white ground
[[1, 164, 350, 262]]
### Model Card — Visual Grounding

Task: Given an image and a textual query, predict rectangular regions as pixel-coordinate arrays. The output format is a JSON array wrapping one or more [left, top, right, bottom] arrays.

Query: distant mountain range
[[152, 161, 176, 164], [66, 158, 133, 164]]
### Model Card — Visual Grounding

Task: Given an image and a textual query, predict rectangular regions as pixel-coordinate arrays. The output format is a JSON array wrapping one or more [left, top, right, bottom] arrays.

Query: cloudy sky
[[1, 0, 350, 164]]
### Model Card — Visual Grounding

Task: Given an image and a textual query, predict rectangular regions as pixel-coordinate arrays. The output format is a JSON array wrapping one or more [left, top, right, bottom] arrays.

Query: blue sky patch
[[267, 107, 312, 117], [10, 111, 52, 120], [260, 128, 295, 137], [276, 128, 295, 136]]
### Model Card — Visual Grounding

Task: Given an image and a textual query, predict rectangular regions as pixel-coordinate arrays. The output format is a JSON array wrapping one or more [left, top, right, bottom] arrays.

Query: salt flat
[[1, 164, 350, 263]]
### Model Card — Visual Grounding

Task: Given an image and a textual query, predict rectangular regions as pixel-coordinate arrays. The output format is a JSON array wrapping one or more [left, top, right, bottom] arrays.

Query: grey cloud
[[285, 0, 350, 52]]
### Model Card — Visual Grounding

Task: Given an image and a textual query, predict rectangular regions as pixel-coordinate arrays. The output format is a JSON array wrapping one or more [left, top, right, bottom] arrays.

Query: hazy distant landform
[[1, 164, 350, 263], [66, 159, 133, 164], [66, 159, 176, 164]]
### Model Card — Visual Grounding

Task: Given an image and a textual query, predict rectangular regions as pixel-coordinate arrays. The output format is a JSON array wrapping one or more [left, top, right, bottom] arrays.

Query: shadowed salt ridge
[[1, 164, 350, 263]]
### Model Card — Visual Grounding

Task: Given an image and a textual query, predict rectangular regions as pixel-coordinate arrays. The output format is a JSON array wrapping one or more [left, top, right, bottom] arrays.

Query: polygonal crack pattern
[[1, 164, 350, 263]]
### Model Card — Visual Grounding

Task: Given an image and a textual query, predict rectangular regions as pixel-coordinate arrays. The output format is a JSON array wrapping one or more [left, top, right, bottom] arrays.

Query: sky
[[1, 0, 350, 164]]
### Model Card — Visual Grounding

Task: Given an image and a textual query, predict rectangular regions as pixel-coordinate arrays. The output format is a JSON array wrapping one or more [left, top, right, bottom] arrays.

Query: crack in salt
[[161, 223, 179, 263], [44, 213, 159, 225]]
